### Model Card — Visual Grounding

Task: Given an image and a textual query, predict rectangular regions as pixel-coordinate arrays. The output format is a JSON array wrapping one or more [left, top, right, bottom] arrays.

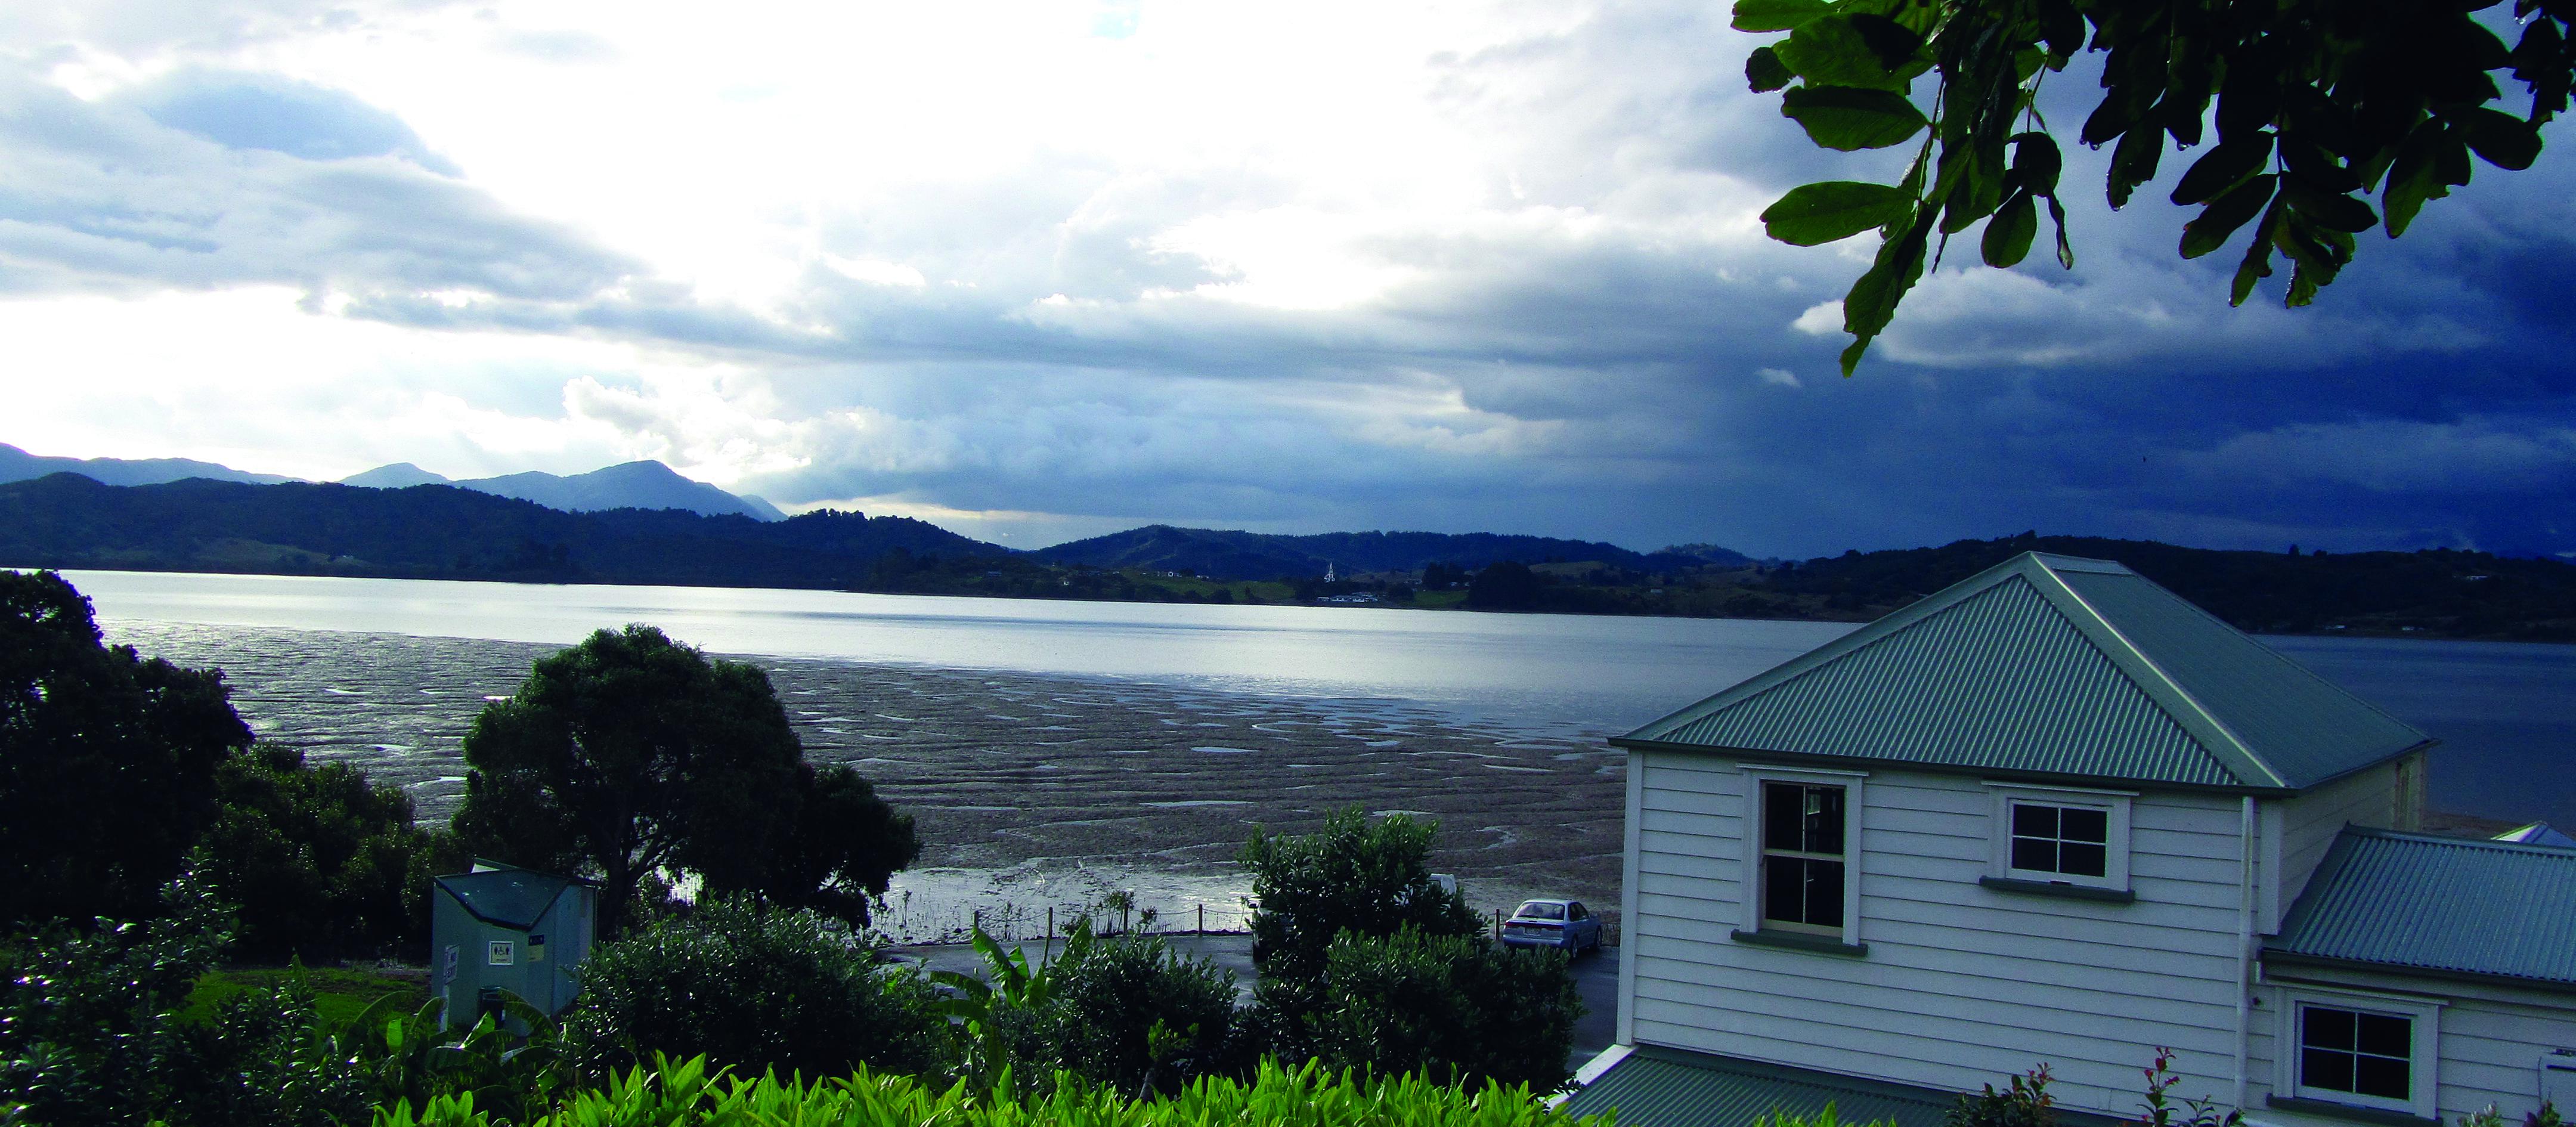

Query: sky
[[2, 1, 2572, 557]]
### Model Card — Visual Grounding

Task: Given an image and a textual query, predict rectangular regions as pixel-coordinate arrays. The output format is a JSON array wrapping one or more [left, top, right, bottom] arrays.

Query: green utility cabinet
[[429, 862, 598, 1028]]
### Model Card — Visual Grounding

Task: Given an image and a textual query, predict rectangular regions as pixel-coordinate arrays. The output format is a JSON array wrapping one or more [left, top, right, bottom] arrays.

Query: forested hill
[[0, 474, 1005, 589], [1031, 524, 1749, 579], [1759, 534, 2576, 639]]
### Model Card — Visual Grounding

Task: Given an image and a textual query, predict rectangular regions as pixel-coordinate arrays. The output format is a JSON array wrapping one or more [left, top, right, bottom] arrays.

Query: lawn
[[179, 965, 425, 1027]]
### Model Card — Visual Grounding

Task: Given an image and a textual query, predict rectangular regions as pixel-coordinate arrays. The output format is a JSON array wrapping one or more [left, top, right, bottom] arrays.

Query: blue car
[[1499, 899, 1602, 954]]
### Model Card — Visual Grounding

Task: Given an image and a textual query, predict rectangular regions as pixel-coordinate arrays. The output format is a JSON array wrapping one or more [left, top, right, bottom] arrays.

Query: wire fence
[[877, 896, 1257, 946]]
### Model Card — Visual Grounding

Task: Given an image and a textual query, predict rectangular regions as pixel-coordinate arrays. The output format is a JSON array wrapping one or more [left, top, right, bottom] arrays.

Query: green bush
[[561, 896, 946, 1081], [374, 1054, 1603, 1127], [986, 925, 1240, 1097], [202, 745, 456, 962], [1305, 927, 1582, 1093]]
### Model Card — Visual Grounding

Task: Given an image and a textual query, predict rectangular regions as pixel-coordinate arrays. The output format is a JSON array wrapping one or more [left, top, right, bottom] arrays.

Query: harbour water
[[44, 568, 2576, 927]]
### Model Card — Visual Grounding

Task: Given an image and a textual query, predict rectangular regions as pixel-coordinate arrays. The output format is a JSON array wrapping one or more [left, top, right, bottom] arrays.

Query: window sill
[[1979, 875, 2136, 903], [1730, 928, 1867, 957], [2264, 1095, 2438, 1126]]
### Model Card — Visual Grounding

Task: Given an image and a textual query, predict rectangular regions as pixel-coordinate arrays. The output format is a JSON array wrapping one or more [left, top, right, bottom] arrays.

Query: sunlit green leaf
[[1733, 0, 1832, 33], [1782, 85, 1929, 150], [1775, 16, 1917, 92], [1761, 181, 1917, 245]]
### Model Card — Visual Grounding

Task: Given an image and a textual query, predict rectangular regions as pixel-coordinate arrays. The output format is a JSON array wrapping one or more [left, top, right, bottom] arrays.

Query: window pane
[[1764, 784, 1804, 852], [2304, 1007, 2358, 1051], [2355, 1055, 2411, 1100], [2012, 803, 2059, 838], [1764, 854, 1807, 923], [2302, 1048, 2357, 1094], [2011, 837, 2059, 872], [1806, 787, 1846, 854], [1806, 860, 1844, 927], [2059, 842, 2109, 878], [2358, 1014, 2411, 1058], [2060, 807, 2109, 844]]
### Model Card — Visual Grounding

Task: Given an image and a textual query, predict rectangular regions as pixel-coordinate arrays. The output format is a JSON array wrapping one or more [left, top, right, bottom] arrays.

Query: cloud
[[121, 69, 460, 173]]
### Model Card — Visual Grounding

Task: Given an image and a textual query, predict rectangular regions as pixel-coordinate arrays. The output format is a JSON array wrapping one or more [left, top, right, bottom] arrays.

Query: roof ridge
[[2103, 568, 2435, 750], [2022, 556, 2284, 788], [1622, 556, 2042, 740]]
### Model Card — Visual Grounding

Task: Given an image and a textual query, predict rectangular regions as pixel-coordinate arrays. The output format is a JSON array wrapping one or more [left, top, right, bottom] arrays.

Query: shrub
[[1948, 1063, 2055, 1127], [374, 1055, 1605, 1127], [1305, 927, 1583, 1093], [202, 744, 454, 962], [987, 924, 1240, 1096], [561, 896, 946, 1081]]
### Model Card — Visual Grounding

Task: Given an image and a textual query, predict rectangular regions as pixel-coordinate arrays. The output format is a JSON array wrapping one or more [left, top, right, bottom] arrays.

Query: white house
[[1564, 552, 2576, 1127]]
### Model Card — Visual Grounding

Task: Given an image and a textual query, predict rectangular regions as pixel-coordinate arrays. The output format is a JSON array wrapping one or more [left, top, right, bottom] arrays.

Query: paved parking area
[[892, 933, 1623, 1070]]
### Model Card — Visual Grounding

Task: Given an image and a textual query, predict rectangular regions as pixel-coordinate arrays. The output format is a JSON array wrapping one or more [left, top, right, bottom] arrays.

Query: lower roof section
[[1559, 1045, 1956, 1127]]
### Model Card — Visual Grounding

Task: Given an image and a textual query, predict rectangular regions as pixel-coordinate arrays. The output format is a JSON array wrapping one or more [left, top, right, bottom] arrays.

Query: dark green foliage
[[987, 925, 1240, 1097], [1306, 928, 1583, 1094], [452, 626, 917, 938], [1239, 809, 1480, 986], [1947, 1063, 2055, 1127], [1737, 0, 2576, 373], [0, 869, 237, 1125], [201, 745, 455, 962], [560, 896, 948, 1082], [0, 570, 252, 929], [1465, 562, 1543, 611]]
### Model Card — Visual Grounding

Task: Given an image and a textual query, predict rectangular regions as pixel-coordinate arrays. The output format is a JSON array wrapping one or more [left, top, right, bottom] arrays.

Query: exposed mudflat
[[104, 621, 1630, 940]]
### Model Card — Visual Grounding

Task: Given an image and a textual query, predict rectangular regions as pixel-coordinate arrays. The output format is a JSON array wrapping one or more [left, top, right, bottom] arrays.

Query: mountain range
[[1030, 525, 1750, 578], [0, 444, 784, 522]]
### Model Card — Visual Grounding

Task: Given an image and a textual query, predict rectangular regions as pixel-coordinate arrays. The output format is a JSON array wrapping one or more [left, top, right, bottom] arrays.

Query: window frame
[[1738, 766, 1866, 948], [2274, 986, 2443, 1121], [1984, 783, 2135, 893]]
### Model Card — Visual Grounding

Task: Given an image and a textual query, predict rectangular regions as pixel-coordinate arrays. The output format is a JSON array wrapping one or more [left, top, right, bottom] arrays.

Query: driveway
[[891, 934, 1623, 1070]]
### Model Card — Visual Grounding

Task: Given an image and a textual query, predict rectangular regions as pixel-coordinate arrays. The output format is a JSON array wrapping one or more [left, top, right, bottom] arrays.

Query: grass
[[178, 965, 424, 1027]]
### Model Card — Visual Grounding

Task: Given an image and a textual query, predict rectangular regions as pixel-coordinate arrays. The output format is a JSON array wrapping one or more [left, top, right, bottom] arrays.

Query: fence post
[[1492, 908, 1503, 943], [972, 908, 980, 938], [1197, 903, 1205, 936]]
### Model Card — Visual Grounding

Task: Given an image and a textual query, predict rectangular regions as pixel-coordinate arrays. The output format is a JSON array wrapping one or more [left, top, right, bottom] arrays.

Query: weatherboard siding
[[1628, 750, 2249, 1117], [2274, 760, 2405, 929], [2250, 967, 2576, 1126]]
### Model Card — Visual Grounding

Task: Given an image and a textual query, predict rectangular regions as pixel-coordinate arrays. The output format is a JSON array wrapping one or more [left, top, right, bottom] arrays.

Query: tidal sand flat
[[104, 621, 1630, 937]]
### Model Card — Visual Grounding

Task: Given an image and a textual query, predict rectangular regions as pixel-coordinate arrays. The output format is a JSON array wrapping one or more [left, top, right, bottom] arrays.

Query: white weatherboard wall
[[1626, 749, 2253, 1116], [2267, 757, 2414, 933], [2250, 967, 2576, 1127]]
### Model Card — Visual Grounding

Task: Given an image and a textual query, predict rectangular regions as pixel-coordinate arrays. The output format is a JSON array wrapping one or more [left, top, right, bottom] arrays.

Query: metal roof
[[434, 866, 584, 931], [2265, 827, 2576, 990], [1615, 552, 2431, 792], [1561, 1046, 1953, 1127]]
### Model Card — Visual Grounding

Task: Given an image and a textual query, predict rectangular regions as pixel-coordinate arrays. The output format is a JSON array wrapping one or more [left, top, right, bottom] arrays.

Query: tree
[[200, 745, 457, 962], [1465, 561, 1543, 611], [1239, 809, 1481, 984], [0, 570, 252, 928], [451, 625, 917, 938], [982, 922, 1241, 1097], [1740, 0, 2575, 373]]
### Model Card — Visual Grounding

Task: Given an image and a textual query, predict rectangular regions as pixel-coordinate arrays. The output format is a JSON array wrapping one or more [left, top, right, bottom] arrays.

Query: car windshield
[[1516, 901, 1565, 920]]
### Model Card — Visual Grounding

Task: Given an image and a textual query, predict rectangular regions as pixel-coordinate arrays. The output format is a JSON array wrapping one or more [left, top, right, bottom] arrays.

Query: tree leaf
[[2382, 123, 2447, 237], [1838, 205, 1937, 376], [2180, 174, 2278, 258], [2009, 132, 2063, 195], [1981, 191, 2038, 267], [2171, 135, 2276, 206], [1760, 181, 1918, 246], [1747, 47, 1794, 94], [1733, 0, 1832, 33], [2230, 197, 2288, 306], [2107, 126, 2163, 209], [1782, 85, 1930, 150], [2451, 106, 2544, 170], [1774, 16, 1916, 92], [2281, 180, 2379, 233], [2047, 193, 2073, 268]]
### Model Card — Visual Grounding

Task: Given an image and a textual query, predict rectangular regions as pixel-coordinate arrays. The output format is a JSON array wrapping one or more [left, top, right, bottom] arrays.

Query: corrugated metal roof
[[1561, 1046, 1953, 1127], [435, 867, 580, 930], [1617, 553, 2431, 792], [2267, 828, 2576, 988]]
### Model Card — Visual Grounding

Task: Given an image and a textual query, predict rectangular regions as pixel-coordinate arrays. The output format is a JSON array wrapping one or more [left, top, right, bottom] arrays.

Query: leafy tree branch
[[1741, 0, 2573, 373]]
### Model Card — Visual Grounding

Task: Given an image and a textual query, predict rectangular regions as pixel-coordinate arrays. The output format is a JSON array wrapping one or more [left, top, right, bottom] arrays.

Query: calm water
[[52, 569, 2576, 826]]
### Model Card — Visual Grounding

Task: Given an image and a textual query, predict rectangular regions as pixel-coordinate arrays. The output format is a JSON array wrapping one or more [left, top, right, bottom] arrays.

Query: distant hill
[[1033, 524, 1735, 580], [0, 474, 1001, 589], [340, 459, 782, 522], [0, 442, 295, 487]]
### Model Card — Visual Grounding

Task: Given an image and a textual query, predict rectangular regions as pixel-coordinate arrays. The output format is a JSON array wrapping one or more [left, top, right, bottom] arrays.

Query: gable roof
[[1614, 552, 2431, 792], [434, 865, 588, 930], [2265, 827, 2576, 991]]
